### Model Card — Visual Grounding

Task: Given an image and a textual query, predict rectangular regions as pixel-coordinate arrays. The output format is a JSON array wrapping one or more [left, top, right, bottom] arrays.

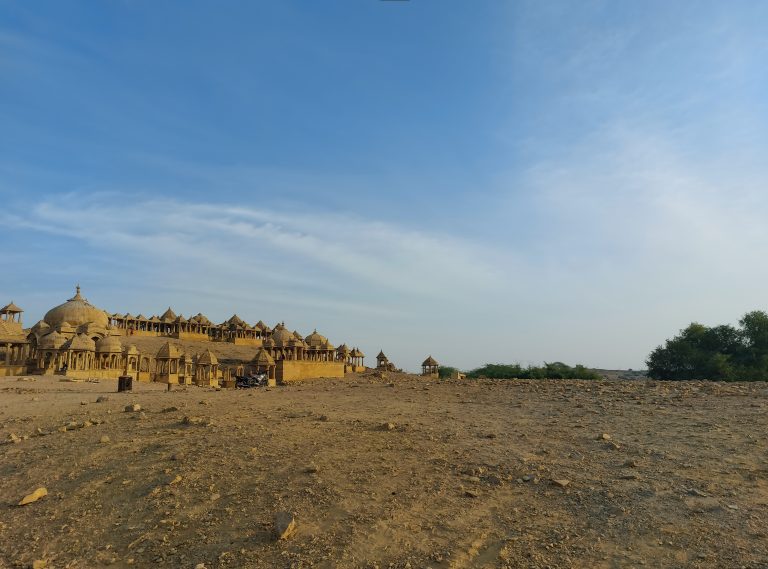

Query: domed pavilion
[[0, 301, 30, 376], [42, 285, 109, 334]]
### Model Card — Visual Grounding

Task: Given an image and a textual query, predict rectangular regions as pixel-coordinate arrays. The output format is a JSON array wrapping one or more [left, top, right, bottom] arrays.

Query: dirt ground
[[2, 373, 768, 569]]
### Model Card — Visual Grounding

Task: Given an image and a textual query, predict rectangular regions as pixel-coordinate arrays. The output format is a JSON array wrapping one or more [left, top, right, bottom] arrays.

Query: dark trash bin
[[117, 375, 133, 392]]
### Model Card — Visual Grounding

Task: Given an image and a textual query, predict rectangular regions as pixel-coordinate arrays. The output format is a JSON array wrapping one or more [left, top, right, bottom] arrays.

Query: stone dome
[[197, 349, 218, 365], [251, 348, 275, 366], [271, 326, 295, 347], [39, 331, 66, 350], [305, 330, 328, 348], [96, 335, 123, 353], [44, 286, 109, 330], [63, 333, 96, 351], [422, 355, 439, 367], [157, 342, 181, 359], [31, 320, 50, 334]]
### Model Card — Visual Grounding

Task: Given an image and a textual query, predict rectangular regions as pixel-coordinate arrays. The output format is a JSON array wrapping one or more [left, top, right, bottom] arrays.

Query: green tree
[[737, 311, 768, 379], [647, 311, 768, 381]]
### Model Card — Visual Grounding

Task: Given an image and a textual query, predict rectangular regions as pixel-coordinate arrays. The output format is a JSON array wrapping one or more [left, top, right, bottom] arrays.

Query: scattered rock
[[210, 493, 221, 502], [96, 395, 110, 403], [485, 474, 503, 486], [597, 433, 612, 441], [274, 511, 297, 540], [8, 433, 21, 444], [687, 488, 708, 497], [168, 475, 182, 485], [382, 422, 396, 431], [18, 487, 48, 506], [32, 560, 47, 569], [80, 400, 88, 405], [100, 435, 111, 444], [552, 479, 570, 488], [464, 490, 479, 498], [317, 414, 330, 422], [124, 404, 141, 413], [623, 459, 639, 468], [304, 464, 319, 474], [161, 406, 179, 413], [181, 416, 213, 426]]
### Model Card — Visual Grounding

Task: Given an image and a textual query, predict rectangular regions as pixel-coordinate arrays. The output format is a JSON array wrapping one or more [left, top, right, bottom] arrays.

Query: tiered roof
[[1, 301, 23, 313], [160, 307, 177, 322]]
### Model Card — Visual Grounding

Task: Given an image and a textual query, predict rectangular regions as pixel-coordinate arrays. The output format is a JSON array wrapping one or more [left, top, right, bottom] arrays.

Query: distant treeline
[[647, 310, 768, 381], [439, 362, 601, 380]]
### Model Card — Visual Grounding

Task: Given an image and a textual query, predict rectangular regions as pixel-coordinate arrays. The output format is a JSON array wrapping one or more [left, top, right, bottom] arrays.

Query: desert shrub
[[438, 366, 459, 379], [465, 362, 600, 380]]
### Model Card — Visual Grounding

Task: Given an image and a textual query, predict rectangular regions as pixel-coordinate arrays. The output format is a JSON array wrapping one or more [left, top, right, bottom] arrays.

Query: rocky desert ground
[[2, 373, 768, 569]]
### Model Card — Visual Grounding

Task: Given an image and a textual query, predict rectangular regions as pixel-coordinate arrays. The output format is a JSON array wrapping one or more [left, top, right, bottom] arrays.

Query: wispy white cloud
[[524, 122, 768, 265], [5, 193, 504, 297]]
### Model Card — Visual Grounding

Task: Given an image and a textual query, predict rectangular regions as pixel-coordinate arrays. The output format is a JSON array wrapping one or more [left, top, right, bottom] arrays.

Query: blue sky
[[2, 1, 768, 370]]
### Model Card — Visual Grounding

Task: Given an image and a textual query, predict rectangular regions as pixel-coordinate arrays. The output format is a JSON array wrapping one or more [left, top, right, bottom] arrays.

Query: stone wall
[[276, 360, 345, 382], [63, 368, 124, 380], [232, 337, 263, 346], [175, 332, 211, 341], [115, 329, 162, 337], [0, 365, 28, 377]]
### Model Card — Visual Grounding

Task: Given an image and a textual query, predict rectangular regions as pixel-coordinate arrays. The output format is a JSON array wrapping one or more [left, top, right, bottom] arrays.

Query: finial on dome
[[69, 284, 84, 301]]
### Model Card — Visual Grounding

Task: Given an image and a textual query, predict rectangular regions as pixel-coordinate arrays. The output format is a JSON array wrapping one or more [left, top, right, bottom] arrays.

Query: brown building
[[7, 286, 366, 384]]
